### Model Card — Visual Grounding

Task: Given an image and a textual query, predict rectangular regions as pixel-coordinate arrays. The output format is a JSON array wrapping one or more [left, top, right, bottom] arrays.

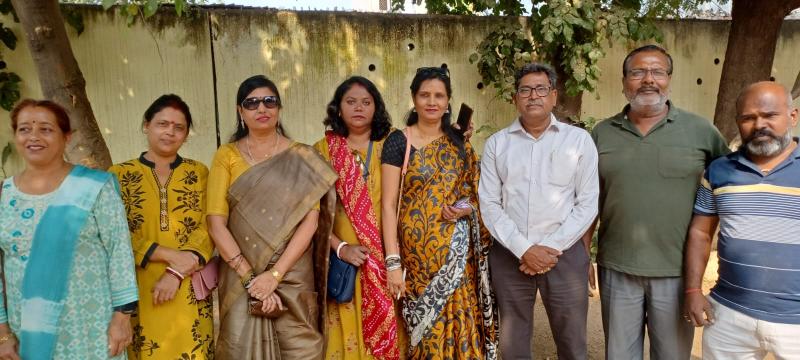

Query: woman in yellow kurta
[[110, 94, 215, 359], [313, 76, 401, 359]]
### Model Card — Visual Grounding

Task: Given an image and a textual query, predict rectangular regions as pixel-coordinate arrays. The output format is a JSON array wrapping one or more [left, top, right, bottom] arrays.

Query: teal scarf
[[18, 165, 113, 360]]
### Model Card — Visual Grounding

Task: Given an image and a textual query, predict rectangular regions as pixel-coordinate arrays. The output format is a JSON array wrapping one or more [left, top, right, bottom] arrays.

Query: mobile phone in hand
[[456, 103, 473, 134], [453, 197, 471, 209]]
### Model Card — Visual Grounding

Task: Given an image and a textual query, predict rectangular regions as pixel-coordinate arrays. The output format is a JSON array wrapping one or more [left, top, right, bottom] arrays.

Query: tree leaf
[[61, 8, 85, 36], [101, 0, 116, 10], [1, 142, 12, 166], [0, 71, 21, 111], [175, 0, 186, 17], [144, 0, 159, 18], [0, 22, 15, 50]]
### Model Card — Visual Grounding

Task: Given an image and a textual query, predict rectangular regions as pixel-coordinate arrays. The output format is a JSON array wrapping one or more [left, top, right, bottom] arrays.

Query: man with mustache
[[684, 81, 800, 359], [589, 45, 730, 359], [479, 62, 599, 359]]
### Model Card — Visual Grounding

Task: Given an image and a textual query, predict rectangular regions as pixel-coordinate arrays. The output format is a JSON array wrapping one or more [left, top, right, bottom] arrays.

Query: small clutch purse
[[327, 250, 357, 303], [248, 297, 288, 318], [191, 256, 220, 301]]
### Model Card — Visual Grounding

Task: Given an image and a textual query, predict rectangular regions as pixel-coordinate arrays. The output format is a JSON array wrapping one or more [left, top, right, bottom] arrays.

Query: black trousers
[[490, 241, 589, 360]]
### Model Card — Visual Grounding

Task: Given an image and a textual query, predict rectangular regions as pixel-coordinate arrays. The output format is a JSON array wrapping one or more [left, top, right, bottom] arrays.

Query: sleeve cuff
[[185, 250, 206, 266], [140, 242, 159, 268], [113, 301, 138, 313], [508, 238, 534, 259]]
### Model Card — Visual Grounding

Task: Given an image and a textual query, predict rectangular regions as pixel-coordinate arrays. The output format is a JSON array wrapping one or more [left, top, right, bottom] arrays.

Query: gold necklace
[[246, 134, 279, 161]]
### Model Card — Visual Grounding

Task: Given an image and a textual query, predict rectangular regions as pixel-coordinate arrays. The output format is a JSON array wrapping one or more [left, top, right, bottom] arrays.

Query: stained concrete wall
[[1, 6, 798, 174]]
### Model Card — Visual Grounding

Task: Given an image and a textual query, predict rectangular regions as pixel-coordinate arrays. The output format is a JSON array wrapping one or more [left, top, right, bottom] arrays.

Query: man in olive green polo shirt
[[590, 44, 729, 359]]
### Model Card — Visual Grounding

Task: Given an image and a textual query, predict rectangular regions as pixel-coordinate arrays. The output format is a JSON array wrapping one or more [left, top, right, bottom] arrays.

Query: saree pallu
[[397, 137, 498, 360], [320, 133, 400, 359], [215, 144, 337, 360]]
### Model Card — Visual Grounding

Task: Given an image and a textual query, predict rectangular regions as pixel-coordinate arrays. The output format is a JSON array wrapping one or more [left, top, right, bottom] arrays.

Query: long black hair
[[324, 76, 392, 141], [229, 75, 288, 143], [406, 67, 466, 158]]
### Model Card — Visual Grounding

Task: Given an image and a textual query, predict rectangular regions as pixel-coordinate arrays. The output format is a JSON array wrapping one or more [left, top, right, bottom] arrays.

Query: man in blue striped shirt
[[684, 81, 800, 359]]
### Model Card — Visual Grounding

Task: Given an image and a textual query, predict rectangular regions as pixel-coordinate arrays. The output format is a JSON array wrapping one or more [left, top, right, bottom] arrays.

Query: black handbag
[[327, 250, 356, 303]]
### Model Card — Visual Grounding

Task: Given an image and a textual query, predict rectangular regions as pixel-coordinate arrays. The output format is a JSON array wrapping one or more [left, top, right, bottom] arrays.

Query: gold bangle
[[270, 269, 283, 283], [0, 333, 15, 343]]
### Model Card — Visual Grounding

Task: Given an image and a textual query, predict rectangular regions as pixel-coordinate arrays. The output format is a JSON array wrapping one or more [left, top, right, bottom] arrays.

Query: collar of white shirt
[[508, 113, 563, 139]]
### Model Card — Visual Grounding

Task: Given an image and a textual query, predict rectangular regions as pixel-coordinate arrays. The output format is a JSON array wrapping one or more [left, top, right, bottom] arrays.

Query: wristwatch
[[270, 269, 283, 283]]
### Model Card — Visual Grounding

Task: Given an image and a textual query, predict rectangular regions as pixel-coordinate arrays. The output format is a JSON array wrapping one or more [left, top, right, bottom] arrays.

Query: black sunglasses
[[240, 96, 281, 110], [416, 66, 450, 78]]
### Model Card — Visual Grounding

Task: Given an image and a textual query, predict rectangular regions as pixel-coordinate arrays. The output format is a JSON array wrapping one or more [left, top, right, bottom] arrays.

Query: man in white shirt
[[479, 62, 599, 359]]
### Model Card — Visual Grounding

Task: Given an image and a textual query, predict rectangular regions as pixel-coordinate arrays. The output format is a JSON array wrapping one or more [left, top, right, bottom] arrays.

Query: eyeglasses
[[626, 68, 670, 80], [416, 66, 450, 78], [517, 86, 552, 98], [240, 96, 281, 110]]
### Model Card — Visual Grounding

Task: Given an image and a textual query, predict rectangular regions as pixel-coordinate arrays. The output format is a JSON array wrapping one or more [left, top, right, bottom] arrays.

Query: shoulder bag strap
[[396, 128, 411, 220]]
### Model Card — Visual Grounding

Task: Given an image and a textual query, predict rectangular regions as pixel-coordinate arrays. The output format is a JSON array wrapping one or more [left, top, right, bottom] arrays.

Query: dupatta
[[325, 131, 399, 359], [18, 165, 114, 360]]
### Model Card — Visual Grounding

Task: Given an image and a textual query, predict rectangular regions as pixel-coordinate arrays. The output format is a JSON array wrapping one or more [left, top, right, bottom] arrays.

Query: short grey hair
[[515, 63, 557, 90]]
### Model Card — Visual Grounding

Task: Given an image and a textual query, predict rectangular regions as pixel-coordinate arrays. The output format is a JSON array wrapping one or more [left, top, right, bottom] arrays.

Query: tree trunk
[[713, 0, 800, 142], [11, 0, 112, 169], [553, 48, 583, 124]]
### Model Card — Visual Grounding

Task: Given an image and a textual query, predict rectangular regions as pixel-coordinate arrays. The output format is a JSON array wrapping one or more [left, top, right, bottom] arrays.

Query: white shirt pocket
[[549, 150, 579, 187]]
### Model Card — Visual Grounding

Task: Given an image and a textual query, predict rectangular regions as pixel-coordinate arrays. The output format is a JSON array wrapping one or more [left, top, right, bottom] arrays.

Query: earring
[[239, 118, 245, 129], [411, 109, 417, 113], [444, 109, 450, 114]]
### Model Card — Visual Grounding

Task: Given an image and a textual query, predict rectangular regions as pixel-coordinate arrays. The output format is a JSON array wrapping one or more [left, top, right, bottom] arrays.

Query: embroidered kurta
[[0, 173, 138, 359], [109, 155, 215, 359]]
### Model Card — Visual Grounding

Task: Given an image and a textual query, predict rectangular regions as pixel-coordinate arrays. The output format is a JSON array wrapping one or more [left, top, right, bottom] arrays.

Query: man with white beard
[[684, 81, 800, 359], [589, 45, 730, 360]]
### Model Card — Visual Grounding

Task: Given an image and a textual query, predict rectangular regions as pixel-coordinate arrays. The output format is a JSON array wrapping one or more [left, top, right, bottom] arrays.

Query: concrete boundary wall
[[1, 6, 798, 172]]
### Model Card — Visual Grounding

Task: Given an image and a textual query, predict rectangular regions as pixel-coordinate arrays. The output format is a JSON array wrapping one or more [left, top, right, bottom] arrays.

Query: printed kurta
[[0, 173, 139, 359], [109, 156, 215, 360], [381, 131, 497, 359]]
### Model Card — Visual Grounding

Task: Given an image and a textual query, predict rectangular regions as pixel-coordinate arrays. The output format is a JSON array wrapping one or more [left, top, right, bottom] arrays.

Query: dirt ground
[[529, 252, 775, 360]]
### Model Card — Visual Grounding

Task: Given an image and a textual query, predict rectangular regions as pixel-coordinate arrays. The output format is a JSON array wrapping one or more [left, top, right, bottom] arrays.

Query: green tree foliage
[[61, 0, 198, 25], [395, 0, 719, 116]]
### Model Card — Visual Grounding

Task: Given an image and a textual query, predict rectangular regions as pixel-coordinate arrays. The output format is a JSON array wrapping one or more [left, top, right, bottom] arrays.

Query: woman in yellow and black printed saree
[[380, 67, 498, 359]]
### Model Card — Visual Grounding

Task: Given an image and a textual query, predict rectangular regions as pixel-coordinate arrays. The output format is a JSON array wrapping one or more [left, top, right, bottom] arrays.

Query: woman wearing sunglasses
[[108, 94, 215, 359], [207, 75, 337, 359], [381, 67, 498, 359], [313, 76, 402, 359]]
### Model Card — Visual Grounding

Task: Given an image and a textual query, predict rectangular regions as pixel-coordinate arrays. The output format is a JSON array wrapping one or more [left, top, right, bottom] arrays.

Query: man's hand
[[519, 245, 561, 275], [684, 292, 714, 327], [588, 262, 597, 296]]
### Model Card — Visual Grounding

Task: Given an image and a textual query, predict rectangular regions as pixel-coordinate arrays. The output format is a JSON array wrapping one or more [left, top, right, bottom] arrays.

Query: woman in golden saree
[[206, 75, 336, 359], [380, 67, 498, 359]]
